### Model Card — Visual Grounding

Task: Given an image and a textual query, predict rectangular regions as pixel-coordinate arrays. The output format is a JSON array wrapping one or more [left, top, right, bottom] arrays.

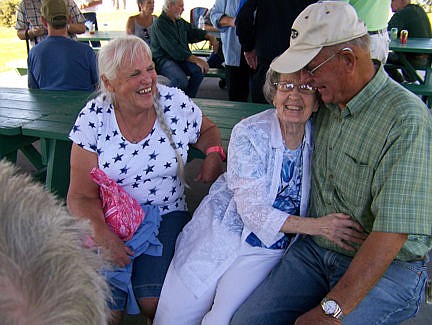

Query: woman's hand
[[94, 224, 134, 268], [312, 213, 366, 251]]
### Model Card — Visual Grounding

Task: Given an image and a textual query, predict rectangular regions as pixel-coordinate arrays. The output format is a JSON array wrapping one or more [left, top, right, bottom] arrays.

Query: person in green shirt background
[[151, 0, 219, 98]]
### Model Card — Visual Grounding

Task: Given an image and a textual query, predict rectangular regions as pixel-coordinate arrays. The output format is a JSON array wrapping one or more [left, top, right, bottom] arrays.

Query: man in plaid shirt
[[16, 0, 85, 47]]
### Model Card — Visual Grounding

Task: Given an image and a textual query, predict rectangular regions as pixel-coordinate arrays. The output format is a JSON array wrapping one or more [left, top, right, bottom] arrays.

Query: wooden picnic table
[[0, 87, 269, 198]]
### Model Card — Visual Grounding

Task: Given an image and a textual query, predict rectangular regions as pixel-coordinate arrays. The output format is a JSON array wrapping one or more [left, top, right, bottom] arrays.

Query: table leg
[[44, 139, 72, 200]]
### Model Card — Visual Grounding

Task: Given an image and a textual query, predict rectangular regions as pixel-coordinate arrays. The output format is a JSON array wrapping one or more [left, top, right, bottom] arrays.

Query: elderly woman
[[154, 67, 366, 325], [126, 0, 156, 45], [67, 35, 224, 323]]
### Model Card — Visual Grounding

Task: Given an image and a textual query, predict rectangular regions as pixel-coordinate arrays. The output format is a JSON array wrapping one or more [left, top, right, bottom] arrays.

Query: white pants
[[154, 244, 284, 325], [369, 31, 390, 63]]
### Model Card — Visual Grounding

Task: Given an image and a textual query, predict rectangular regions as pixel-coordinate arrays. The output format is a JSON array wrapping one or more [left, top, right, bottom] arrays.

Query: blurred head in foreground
[[0, 159, 110, 325]]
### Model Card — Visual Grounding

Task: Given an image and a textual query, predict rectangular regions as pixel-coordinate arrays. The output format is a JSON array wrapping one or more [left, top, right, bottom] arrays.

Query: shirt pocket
[[333, 150, 373, 209]]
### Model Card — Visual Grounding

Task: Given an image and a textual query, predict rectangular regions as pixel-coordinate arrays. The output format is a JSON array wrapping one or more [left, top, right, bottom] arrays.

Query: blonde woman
[[67, 35, 224, 323]]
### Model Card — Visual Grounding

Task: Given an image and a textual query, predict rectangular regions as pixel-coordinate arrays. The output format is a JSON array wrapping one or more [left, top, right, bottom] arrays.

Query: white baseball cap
[[270, 1, 368, 73]]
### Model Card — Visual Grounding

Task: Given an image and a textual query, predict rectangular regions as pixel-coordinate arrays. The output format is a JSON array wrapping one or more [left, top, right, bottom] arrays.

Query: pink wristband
[[206, 145, 226, 161]]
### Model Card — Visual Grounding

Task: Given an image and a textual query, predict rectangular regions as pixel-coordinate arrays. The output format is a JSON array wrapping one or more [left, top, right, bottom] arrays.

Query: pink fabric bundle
[[90, 167, 145, 241]]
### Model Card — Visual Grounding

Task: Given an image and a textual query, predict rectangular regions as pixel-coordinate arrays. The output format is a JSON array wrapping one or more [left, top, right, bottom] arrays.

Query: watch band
[[206, 145, 226, 161], [321, 297, 344, 321]]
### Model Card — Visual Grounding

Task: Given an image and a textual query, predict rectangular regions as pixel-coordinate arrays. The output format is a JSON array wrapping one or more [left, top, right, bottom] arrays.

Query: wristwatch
[[321, 297, 344, 321]]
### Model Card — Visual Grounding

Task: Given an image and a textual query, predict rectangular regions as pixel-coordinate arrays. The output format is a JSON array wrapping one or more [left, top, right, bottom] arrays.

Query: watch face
[[323, 300, 337, 314]]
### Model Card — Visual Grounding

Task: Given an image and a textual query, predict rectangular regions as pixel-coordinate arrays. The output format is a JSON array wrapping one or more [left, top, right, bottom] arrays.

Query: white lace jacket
[[173, 109, 314, 298]]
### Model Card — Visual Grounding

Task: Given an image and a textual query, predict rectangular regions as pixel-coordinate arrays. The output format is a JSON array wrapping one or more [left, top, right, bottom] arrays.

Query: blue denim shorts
[[109, 210, 190, 311]]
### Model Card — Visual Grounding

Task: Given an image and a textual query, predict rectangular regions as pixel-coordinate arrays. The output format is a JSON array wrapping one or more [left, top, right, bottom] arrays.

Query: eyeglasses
[[303, 47, 353, 76], [273, 82, 317, 94]]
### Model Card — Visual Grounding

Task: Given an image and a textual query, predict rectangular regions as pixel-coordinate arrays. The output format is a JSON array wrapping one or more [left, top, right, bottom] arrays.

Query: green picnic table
[[0, 87, 269, 198]]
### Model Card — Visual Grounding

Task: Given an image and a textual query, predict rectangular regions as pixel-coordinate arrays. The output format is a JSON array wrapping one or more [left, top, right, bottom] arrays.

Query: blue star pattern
[[68, 84, 203, 214]]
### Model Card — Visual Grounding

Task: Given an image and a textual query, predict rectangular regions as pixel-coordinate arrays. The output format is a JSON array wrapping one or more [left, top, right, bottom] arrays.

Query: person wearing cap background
[[16, 0, 85, 47], [27, 0, 98, 90], [231, 1, 432, 324]]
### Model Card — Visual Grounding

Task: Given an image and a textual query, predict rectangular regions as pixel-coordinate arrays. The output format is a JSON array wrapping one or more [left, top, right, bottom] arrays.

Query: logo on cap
[[291, 29, 298, 39]]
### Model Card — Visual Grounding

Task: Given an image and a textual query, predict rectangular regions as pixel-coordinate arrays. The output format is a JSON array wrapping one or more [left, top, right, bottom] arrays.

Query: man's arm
[[67, 0, 86, 34], [17, 27, 46, 41], [296, 232, 407, 324]]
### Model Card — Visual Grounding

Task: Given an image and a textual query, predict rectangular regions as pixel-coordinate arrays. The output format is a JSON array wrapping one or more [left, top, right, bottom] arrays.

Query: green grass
[[0, 10, 138, 74], [0, 26, 27, 73], [0, 8, 205, 75]]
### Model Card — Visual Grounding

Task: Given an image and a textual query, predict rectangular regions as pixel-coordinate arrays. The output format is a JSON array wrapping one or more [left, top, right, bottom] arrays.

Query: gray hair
[[263, 67, 281, 104], [98, 35, 187, 186], [162, 0, 177, 12], [322, 34, 371, 56], [0, 160, 110, 325]]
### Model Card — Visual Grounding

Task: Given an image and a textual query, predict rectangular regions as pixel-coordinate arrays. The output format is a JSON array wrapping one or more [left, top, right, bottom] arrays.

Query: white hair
[[98, 35, 187, 187], [0, 160, 110, 325], [162, 0, 177, 12]]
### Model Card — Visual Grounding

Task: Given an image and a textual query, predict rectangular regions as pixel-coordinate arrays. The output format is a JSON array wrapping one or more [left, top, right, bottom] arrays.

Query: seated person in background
[[67, 35, 224, 323], [27, 0, 98, 90], [151, 0, 219, 98], [154, 68, 365, 325], [127, 0, 171, 86], [0, 159, 110, 324], [16, 0, 85, 47], [126, 0, 156, 45], [386, 0, 432, 82]]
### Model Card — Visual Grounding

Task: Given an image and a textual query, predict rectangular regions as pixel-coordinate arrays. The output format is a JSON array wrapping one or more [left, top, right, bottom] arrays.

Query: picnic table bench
[[0, 87, 269, 198]]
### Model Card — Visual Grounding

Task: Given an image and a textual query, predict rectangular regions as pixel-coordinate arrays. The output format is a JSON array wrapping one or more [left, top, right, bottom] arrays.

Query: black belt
[[368, 28, 387, 35]]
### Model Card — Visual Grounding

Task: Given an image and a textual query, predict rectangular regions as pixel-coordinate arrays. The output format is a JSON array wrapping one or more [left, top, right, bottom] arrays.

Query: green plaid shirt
[[311, 65, 432, 261]]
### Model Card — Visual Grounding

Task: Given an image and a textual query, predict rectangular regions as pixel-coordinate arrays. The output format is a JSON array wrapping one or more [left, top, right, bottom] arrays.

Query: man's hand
[[295, 306, 340, 324], [210, 38, 220, 54], [30, 26, 47, 39], [190, 55, 210, 73], [244, 49, 257, 69]]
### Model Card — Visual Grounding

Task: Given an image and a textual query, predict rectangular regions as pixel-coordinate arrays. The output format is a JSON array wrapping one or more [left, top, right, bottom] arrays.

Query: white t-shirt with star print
[[69, 84, 203, 214]]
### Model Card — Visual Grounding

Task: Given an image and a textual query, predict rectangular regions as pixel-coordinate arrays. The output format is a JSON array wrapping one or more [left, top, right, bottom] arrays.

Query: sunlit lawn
[[0, 6, 210, 75], [0, 27, 27, 73], [0, 10, 138, 74]]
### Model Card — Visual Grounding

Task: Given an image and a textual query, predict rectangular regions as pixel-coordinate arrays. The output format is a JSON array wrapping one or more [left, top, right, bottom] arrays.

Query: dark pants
[[226, 54, 251, 102], [250, 59, 270, 104], [82, 12, 101, 48], [385, 52, 428, 83]]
